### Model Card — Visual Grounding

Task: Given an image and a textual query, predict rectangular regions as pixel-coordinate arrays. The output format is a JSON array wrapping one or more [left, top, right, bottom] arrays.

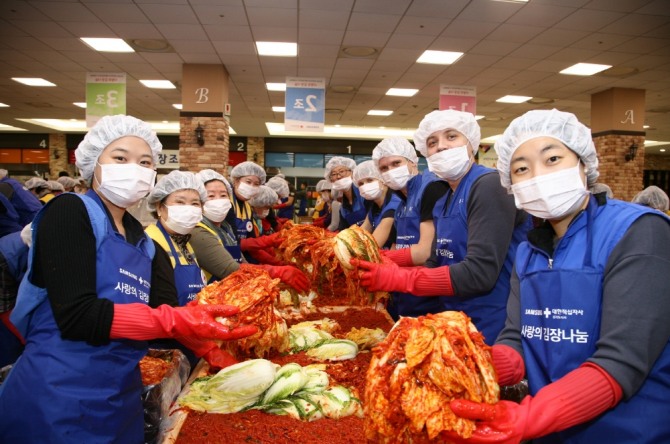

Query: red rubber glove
[[202, 347, 239, 370], [381, 247, 414, 267], [351, 259, 454, 296], [240, 232, 281, 251], [246, 248, 283, 265], [110, 303, 258, 341], [492, 344, 525, 387], [265, 265, 311, 293], [449, 363, 623, 443]]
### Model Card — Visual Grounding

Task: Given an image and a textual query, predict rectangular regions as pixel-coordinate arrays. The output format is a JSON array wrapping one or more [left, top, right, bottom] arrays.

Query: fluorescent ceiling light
[[560, 63, 612, 76], [0, 123, 27, 131], [140, 80, 176, 89], [172, 104, 183, 110], [416, 50, 464, 65], [0, 103, 9, 108], [12, 78, 55, 87], [73, 102, 87, 108], [266, 122, 413, 139], [386, 88, 418, 97], [272, 106, 286, 113], [475, 115, 484, 120], [266, 83, 287, 92], [15, 118, 236, 135], [644, 140, 670, 147], [661, 149, 666, 152], [481, 134, 503, 144], [256, 41, 297, 57], [496, 95, 532, 103], [81, 37, 134, 53], [368, 110, 393, 116]]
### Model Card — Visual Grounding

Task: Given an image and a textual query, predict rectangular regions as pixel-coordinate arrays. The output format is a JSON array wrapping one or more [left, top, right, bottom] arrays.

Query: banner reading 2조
[[86, 72, 127, 128], [285, 77, 325, 132]]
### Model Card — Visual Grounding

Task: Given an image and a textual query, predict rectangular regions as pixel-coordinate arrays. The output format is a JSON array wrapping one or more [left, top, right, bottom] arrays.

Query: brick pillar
[[179, 116, 229, 173], [49, 133, 68, 178], [247, 137, 265, 167]]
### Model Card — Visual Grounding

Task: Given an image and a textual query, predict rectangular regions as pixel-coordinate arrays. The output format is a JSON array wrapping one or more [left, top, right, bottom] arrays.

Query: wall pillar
[[49, 133, 68, 178], [247, 137, 265, 167]]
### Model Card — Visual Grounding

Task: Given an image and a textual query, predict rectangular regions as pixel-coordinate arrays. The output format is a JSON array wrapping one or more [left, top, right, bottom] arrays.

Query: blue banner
[[285, 77, 325, 132]]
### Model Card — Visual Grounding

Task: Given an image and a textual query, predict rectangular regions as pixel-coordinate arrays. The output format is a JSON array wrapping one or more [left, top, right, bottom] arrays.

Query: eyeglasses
[[329, 169, 351, 181]]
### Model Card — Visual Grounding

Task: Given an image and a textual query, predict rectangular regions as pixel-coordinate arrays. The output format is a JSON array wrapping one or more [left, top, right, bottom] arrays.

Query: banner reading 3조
[[285, 77, 325, 132], [86, 72, 127, 128]]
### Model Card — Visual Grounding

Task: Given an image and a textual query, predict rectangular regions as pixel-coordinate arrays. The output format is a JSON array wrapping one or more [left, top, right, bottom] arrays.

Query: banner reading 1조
[[439, 84, 476, 116], [86, 72, 127, 128], [285, 77, 325, 132]]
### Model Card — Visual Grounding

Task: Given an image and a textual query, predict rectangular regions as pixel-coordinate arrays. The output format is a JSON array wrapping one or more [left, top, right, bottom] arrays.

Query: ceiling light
[[256, 42, 297, 57], [475, 115, 484, 120], [266, 83, 286, 92], [172, 104, 183, 110], [560, 63, 612, 76], [661, 149, 666, 152], [12, 78, 56, 87], [368, 110, 393, 116], [0, 103, 9, 108], [386, 88, 418, 97], [272, 106, 286, 113], [73, 102, 86, 108], [496, 95, 532, 103], [0, 123, 26, 131], [139, 80, 176, 89], [266, 122, 413, 139], [80, 37, 134, 53], [643, 124, 650, 129], [481, 134, 503, 144], [416, 50, 464, 65]]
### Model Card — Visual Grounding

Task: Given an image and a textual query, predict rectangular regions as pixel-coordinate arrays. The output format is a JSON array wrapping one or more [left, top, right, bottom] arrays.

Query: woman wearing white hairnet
[[190, 170, 309, 293], [229, 161, 266, 239], [0, 115, 256, 443], [445, 110, 670, 443], [26, 177, 54, 204], [353, 160, 401, 249], [325, 156, 367, 228], [368, 137, 448, 319], [249, 185, 280, 237], [632, 185, 670, 214], [266, 174, 293, 223], [312, 179, 332, 228]]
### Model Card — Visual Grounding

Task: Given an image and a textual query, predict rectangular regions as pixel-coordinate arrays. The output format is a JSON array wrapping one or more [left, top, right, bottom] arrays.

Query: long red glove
[[110, 303, 258, 341], [246, 248, 283, 265], [244, 263, 310, 293], [351, 259, 453, 296], [449, 363, 623, 443], [240, 232, 281, 251], [381, 247, 414, 267], [492, 344, 526, 387], [176, 336, 239, 370]]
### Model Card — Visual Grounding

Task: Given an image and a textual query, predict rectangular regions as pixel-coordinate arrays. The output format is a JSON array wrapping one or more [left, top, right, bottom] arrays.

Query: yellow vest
[[39, 193, 55, 204], [145, 223, 196, 268]]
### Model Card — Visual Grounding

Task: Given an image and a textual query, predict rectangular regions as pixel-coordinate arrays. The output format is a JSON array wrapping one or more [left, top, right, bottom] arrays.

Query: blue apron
[[197, 219, 243, 284], [369, 191, 402, 249], [387, 171, 442, 320], [433, 165, 528, 344], [277, 196, 294, 219], [232, 194, 254, 240], [518, 196, 670, 443], [340, 186, 367, 228], [0, 191, 155, 443], [154, 222, 204, 306]]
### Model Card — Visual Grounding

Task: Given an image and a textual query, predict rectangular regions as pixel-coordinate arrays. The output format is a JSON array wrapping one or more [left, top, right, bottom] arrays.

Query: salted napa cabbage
[[305, 339, 359, 361]]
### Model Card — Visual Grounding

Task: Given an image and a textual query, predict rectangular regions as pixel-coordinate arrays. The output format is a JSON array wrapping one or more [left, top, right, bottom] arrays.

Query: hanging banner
[[86, 72, 127, 128], [439, 84, 476, 115], [477, 145, 498, 169], [285, 77, 325, 132]]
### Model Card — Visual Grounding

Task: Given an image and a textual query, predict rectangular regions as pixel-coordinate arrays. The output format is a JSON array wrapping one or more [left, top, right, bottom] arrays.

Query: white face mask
[[427, 145, 472, 181], [511, 161, 589, 220], [382, 165, 412, 190], [359, 181, 383, 201], [331, 176, 353, 191], [237, 181, 260, 200], [257, 209, 270, 218], [203, 198, 232, 223], [162, 204, 202, 235], [95, 163, 156, 209]]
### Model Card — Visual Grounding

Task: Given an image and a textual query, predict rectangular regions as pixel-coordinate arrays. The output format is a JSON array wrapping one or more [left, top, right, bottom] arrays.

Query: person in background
[[0, 115, 256, 443], [312, 179, 332, 228], [328, 188, 343, 232], [352, 160, 401, 249], [632, 185, 670, 214], [356, 110, 530, 343], [46, 180, 65, 197], [273, 177, 296, 221], [74, 176, 89, 194], [296, 181, 309, 217], [249, 185, 280, 237], [589, 182, 614, 199], [190, 169, 309, 292], [446, 109, 670, 443], [57, 176, 79, 192], [266, 174, 291, 227], [58, 171, 70, 178], [0, 170, 41, 226], [230, 161, 265, 240], [25, 177, 54, 204], [325, 156, 367, 229], [371, 137, 448, 319]]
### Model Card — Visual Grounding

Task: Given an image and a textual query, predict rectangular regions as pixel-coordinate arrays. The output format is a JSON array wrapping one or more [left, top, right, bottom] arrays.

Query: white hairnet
[[196, 168, 232, 196], [0, 169, 7, 180], [46, 180, 64, 192], [25, 177, 47, 190], [57, 176, 79, 189], [324, 156, 356, 180], [249, 185, 279, 208], [589, 183, 613, 199], [316, 179, 332, 192], [266, 176, 290, 199], [230, 161, 266, 184], [372, 137, 418, 165], [353, 160, 383, 184], [632, 186, 669, 212], [75, 115, 162, 182], [413, 110, 481, 158], [494, 109, 599, 191], [147, 170, 206, 210]]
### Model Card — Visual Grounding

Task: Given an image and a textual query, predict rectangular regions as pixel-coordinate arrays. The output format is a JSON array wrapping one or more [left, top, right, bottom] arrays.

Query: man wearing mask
[[325, 157, 367, 229]]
